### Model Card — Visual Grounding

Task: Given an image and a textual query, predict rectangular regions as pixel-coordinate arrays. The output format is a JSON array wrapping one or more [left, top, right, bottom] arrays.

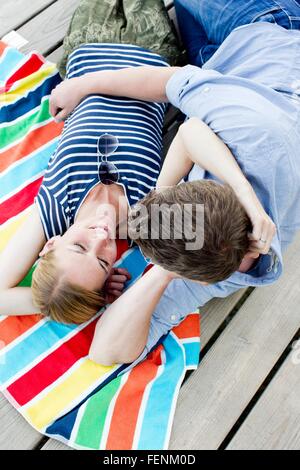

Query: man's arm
[[49, 66, 180, 121], [82, 66, 180, 102], [89, 266, 177, 365], [157, 117, 253, 191], [90, 269, 244, 368]]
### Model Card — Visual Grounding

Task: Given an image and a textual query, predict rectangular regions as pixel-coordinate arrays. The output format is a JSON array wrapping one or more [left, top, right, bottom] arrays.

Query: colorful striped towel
[[0, 42, 201, 450]]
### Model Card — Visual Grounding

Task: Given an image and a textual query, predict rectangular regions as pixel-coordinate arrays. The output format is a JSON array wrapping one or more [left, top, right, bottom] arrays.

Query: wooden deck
[[1, 0, 300, 451]]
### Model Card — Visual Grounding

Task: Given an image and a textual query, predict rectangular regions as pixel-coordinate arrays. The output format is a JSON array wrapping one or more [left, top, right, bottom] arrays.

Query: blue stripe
[[66, 108, 162, 129], [0, 320, 78, 384], [37, 43, 166, 238], [0, 47, 24, 82], [183, 341, 201, 367], [114, 247, 148, 288], [45, 406, 79, 440], [62, 125, 161, 146], [0, 141, 58, 197], [0, 73, 61, 123], [69, 57, 166, 67], [137, 334, 185, 450], [74, 96, 166, 121], [63, 115, 161, 137], [68, 59, 167, 76]]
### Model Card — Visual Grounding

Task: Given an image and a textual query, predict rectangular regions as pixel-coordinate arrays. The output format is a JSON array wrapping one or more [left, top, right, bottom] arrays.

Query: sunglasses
[[97, 133, 120, 185]]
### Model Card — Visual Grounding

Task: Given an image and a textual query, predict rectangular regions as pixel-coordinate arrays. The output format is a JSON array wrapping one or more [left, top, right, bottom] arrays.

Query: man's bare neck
[[238, 256, 257, 273]]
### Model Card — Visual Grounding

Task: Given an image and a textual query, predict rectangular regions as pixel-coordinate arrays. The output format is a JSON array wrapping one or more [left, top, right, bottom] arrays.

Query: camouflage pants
[[58, 0, 182, 77]]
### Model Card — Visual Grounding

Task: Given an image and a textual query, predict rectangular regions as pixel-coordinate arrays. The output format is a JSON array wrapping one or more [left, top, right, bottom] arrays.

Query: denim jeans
[[175, 0, 300, 65]]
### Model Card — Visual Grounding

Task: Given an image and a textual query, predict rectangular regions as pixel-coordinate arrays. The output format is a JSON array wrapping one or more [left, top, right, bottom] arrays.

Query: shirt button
[[170, 314, 177, 322], [203, 87, 210, 93]]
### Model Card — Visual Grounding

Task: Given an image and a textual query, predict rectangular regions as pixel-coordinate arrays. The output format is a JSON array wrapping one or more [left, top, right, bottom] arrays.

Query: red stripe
[[0, 177, 43, 225], [0, 53, 45, 94], [0, 41, 8, 58], [142, 264, 153, 275], [172, 313, 201, 339], [6, 319, 98, 406], [5, 53, 44, 90], [116, 239, 130, 260], [106, 345, 163, 450]]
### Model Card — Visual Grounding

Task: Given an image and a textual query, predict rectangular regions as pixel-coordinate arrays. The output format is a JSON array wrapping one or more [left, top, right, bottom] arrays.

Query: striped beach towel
[[0, 42, 201, 450]]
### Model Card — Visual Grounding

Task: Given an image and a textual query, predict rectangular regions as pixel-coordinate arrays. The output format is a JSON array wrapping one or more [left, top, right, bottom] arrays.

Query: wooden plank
[[169, 233, 300, 449], [17, 0, 81, 55], [0, 395, 43, 449], [164, 0, 174, 10], [41, 439, 71, 450], [226, 351, 300, 450], [0, 0, 55, 37], [200, 289, 247, 349], [46, 44, 63, 63], [168, 6, 182, 42]]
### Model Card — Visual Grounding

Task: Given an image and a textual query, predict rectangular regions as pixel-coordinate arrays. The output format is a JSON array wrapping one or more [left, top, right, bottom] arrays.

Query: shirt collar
[[229, 232, 283, 286]]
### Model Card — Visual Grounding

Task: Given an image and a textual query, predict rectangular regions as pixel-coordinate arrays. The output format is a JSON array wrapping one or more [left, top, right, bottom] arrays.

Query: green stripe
[[75, 375, 122, 449], [0, 99, 51, 150], [18, 265, 36, 287]]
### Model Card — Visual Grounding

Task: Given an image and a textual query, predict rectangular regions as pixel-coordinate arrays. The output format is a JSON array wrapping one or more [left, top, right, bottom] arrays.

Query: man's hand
[[49, 77, 84, 122], [236, 184, 277, 258], [105, 267, 131, 304]]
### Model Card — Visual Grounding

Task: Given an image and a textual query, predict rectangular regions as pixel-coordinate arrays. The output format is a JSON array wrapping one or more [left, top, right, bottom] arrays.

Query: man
[[50, 10, 300, 366]]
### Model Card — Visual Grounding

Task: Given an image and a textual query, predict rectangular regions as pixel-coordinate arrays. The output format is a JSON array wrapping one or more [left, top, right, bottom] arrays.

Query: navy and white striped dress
[[35, 44, 169, 240]]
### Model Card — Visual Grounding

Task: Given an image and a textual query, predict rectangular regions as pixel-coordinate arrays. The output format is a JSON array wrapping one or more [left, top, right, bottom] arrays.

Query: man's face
[[40, 214, 117, 292]]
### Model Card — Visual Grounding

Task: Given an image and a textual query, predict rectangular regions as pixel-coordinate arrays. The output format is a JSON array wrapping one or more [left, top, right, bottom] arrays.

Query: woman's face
[[40, 214, 117, 292]]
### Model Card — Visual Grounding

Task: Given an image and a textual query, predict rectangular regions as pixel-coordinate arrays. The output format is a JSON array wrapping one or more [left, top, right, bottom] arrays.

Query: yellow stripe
[[0, 64, 56, 105], [23, 359, 115, 430], [0, 208, 31, 253]]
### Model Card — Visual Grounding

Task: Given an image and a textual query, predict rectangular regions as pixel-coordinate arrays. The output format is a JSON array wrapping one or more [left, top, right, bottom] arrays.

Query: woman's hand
[[235, 183, 277, 258], [49, 77, 84, 122], [105, 267, 131, 304]]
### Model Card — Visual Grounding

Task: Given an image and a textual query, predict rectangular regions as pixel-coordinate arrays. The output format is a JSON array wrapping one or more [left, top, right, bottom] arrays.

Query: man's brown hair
[[31, 251, 106, 324], [128, 180, 251, 283]]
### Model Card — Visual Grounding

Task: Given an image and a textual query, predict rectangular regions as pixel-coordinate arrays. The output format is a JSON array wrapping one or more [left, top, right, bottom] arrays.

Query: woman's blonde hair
[[31, 251, 106, 324]]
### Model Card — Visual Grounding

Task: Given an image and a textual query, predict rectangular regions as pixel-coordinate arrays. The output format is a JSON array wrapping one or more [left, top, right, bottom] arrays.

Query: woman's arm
[[49, 66, 179, 121], [89, 266, 177, 365], [0, 205, 46, 315]]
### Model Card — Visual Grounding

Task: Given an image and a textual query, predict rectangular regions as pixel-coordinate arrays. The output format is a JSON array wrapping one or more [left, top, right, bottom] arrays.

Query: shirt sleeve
[[165, 64, 282, 143], [35, 184, 68, 240], [166, 64, 223, 111]]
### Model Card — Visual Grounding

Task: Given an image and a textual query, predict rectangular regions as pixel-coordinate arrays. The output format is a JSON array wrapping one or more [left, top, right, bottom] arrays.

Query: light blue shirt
[[130, 23, 300, 368]]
